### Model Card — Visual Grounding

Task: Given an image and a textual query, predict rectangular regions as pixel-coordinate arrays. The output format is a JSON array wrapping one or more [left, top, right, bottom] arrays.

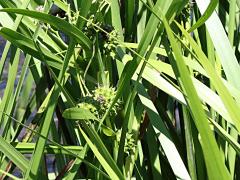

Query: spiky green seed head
[[77, 86, 121, 119], [93, 86, 121, 117], [124, 132, 136, 154]]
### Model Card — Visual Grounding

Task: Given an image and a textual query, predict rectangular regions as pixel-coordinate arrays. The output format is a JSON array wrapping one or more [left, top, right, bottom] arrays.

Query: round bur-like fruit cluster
[[77, 86, 121, 119], [93, 86, 120, 117]]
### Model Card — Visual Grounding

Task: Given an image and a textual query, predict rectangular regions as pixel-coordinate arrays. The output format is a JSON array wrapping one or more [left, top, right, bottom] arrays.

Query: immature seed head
[[93, 86, 121, 117]]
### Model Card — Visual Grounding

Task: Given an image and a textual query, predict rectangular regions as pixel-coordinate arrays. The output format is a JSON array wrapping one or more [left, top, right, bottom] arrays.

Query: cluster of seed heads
[[67, 11, 79, 25], [84, 16, 118, 52], [124, 132, 136, 155], [116, 131, 136, 155], [102, 28, 118, 55], [77, 86, 121, 118]]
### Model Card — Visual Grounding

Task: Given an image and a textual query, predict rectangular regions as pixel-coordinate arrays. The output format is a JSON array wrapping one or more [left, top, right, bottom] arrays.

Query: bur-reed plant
[[0, 0, 239, 179]]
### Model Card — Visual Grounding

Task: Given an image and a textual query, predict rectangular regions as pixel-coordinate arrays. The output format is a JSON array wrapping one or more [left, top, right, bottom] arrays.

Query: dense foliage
[[0, 0, 239, 179]]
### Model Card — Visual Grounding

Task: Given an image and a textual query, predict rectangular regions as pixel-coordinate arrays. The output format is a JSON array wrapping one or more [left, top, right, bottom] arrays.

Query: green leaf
[[137, 83, 191, 180], [188, 0, 219, 32], [102, 125, 116, 136], [0, 27, 64, 69], [195, 0, 240, 88], [176, 21, 240, 131], [0, 8, 92, 50], [63, 107, 98, 120], [0, 136, 29, 174], [209, 119, 240, 155], [161, 10, 231, 180], [79, 125, 124, 180]]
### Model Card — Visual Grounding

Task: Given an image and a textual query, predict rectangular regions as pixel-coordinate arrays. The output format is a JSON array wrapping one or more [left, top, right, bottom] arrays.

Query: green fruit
[[93, 86, 121, 117]]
